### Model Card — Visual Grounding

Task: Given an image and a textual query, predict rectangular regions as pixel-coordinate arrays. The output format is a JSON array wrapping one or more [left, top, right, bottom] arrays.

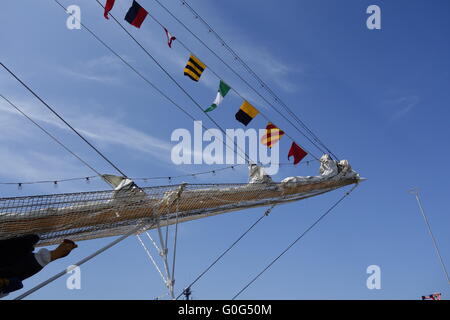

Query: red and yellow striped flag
[[261, 123, 285, 148]]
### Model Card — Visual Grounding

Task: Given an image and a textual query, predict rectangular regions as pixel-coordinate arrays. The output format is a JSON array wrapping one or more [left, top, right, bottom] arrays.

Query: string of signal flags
[[103, 0, 309, 165]]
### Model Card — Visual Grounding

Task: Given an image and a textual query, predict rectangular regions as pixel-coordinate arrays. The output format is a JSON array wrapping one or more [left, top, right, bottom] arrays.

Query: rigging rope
[[175, 204, 276, 300], [151, 0, 324, 159], [176, 0, 339, 160], [53, 0, 250, 165], [134, 3, 319, 160], [136, 234, 167, 284], [0, 161, 318, 187], [0, 62, 128, 178], [93, 0, 253, 165], [232, 184, 358, 299], [409, 190, 450, 284], [0, 93, 102, 178], [0, 2, 357, 302]]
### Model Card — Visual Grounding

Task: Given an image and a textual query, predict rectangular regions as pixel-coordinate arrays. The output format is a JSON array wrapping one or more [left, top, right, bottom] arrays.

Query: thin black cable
[[232, 184, 358, 299], [52, 1, 197, 124], [0, 176, 96, 186], [151, 0, 324, 159], [179, 0, 334, 156], [0, 62, 128, 178], [94, 0, 252, 165], [411, 191, 450, 284], [53, 0, 250, 165], [175, 205, 276, 300], [0, 93, 102, 177], [0, 160, 318, 186], [177, 0, 338, 160], [138, 4, 320, 160]]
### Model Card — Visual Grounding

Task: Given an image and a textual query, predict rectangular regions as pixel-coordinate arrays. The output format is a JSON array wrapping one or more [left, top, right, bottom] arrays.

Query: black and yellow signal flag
[[261, 123, 285, 148], [235, 101, 259, 126], [184, 55, 206, 82]]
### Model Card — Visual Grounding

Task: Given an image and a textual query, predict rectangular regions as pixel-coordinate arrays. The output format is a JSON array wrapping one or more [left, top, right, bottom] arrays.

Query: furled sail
[[0, 155, 361, 246]]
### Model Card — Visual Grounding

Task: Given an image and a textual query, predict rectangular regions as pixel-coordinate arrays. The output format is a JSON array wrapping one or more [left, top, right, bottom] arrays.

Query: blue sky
[[1, 0, 449, 299]]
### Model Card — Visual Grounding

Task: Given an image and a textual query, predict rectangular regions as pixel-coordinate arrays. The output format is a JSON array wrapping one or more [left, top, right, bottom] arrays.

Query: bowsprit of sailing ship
[[0, 156, 361, 247], [0, 0, 365, 300]]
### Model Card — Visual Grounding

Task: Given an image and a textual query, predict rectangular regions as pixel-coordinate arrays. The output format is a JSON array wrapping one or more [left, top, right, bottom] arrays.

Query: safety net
[[0, 156, 360, 246]]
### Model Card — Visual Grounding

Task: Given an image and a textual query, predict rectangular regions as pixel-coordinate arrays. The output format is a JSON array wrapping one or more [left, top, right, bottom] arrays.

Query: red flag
[[104, 0, 115, 19], [124, 1, 148, 28], [164, 28, 176, 48], [288, 142, 307, 165]]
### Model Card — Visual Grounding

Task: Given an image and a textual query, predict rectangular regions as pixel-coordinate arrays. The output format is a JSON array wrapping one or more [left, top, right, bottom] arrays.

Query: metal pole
[[136, 234, 167, 283], [156, 219, 174, 298], [14, 220, 153, 300], [171, 199, 180, 292], [409, 189, 450, 284]]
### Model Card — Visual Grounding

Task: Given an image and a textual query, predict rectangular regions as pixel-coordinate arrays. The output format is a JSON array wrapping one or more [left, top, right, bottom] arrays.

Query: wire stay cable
[[232, 184, 358, 299], [133, 2, 320, 160], [94, 0, 253, 165], [179, 0, 335, 156], [0, 62, 128, 178], [0, 160, 318, 187], [409, 189, 450, 284], [53, 0, 250, 165], [1, 1, 346, 301], [175, 0, 338, 159], [136, 234, 167, 284], [175, 204, 276, 299], [151, 0, 324, 159], [0, 93, 102, 177]]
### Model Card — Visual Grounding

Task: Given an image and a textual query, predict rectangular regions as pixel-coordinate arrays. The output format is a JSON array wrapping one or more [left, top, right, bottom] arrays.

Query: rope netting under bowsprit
[[0, 177, 358, 246]]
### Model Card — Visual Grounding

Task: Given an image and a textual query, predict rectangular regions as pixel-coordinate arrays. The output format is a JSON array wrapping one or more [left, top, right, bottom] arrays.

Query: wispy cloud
[[383, 95, 419, 121], [58, 67, 120, 84], [57, 55, 132, 85], [0, 146, 89, 182], [210, 38, 303, 95], [75, 115, 173, 157], [151, 0, 302, 95], [0, 97, 174, 163]]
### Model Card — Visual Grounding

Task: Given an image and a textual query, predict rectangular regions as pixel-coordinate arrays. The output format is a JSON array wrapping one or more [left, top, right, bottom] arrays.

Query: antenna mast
[[409, 189, 450, 284]]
